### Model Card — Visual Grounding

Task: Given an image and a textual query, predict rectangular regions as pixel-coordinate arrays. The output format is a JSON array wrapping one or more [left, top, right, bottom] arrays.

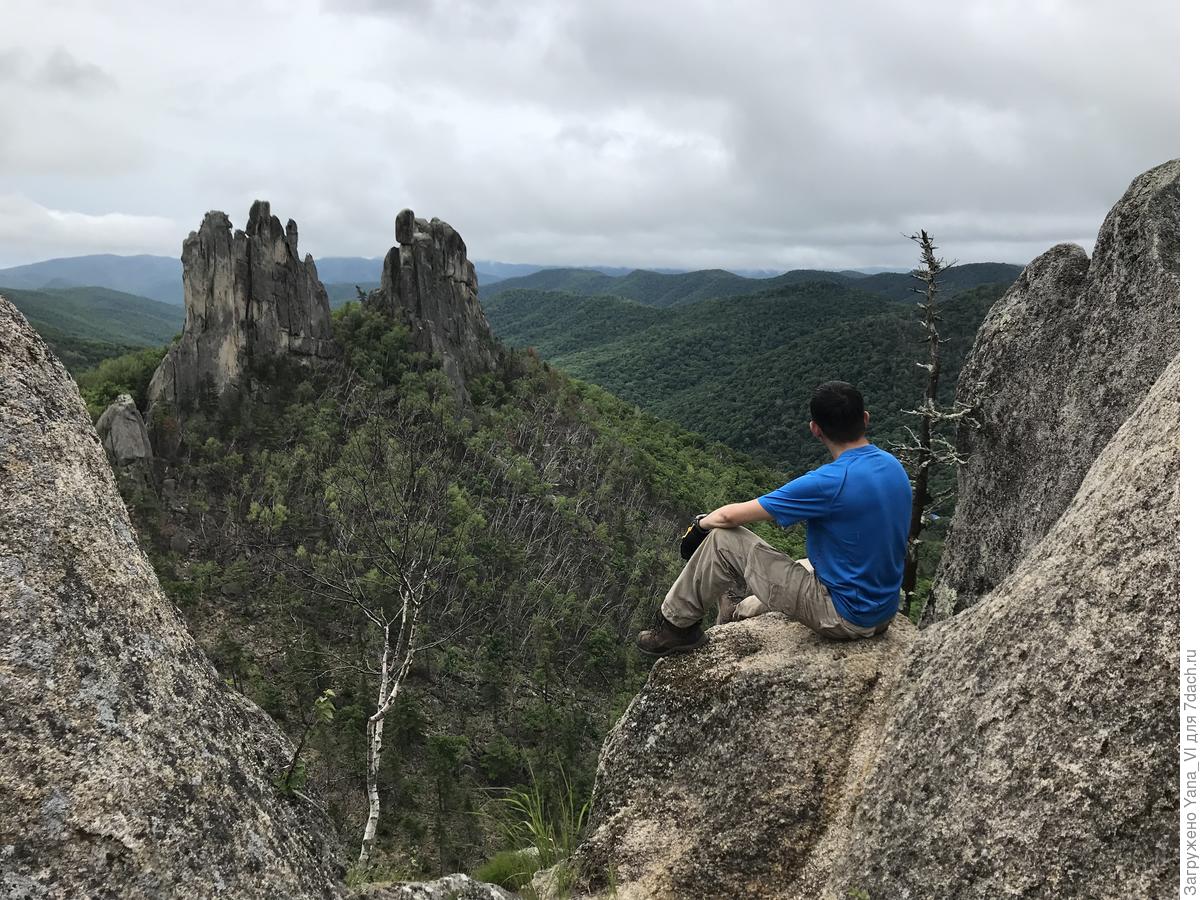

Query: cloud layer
[[0, 0, 1179, 269]]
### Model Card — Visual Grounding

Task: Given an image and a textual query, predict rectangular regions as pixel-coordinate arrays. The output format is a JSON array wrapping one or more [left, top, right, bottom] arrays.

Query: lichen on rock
[[349, 873, 517, 900], [844, 355, 1178, 899]]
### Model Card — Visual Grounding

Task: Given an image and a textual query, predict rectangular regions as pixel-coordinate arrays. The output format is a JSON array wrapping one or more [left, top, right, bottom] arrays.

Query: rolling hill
[[480, 262, 1022, 308], [0, 285, 181, 371], [0, 254, 187, 304], [483, 280, 1012, 474]]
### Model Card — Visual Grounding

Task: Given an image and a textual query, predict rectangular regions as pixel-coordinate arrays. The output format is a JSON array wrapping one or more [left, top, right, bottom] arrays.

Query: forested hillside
[[484, 281, 1010, 475], [1, 284, 181, 371], [480, 262, 1021, 308], [88, 301, 804, 882], [0, 254, 186, 304]]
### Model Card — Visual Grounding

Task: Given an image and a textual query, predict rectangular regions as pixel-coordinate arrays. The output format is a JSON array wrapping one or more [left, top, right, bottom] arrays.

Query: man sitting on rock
[[636, 381, 913, 656]]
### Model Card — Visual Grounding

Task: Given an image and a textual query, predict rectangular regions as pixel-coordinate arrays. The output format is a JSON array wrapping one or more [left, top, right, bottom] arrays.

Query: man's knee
[[709, 525, 758, 551]]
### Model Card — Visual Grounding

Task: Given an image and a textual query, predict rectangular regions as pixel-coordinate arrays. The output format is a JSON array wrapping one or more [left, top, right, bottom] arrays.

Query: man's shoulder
[[853, 445, 911, 484]]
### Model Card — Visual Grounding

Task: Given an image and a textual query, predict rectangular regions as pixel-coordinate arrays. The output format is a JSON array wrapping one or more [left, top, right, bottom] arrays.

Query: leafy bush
[[76, 344, 169, 418]]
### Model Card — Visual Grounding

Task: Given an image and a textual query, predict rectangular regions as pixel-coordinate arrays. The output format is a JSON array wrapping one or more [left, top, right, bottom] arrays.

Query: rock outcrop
[[928, 159, 1179, 619], [367, 210, 498, 400], [96, 393, 155, 488], [566, 161, 1179, 900], [0, 295, 342, 898], [569, 615, 915, 899], [840, 356, 1178, 898], [146, 201, 336, 429]]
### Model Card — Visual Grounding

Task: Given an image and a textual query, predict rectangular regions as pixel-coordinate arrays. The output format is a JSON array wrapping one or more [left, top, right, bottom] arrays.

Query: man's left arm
[[699, 500, 772, 529]]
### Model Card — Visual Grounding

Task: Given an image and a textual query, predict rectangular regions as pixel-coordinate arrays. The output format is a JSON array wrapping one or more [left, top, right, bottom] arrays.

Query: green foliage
[[485, 282, 1010, 477], [97, 285, 847, 877], [276, 689, 338, 796], [480, 261, 1021, 309], [473, 848, 540, 892], [76, 344, 169, 417], [478, 761, 590, 893], [3, 284, 181, 372]]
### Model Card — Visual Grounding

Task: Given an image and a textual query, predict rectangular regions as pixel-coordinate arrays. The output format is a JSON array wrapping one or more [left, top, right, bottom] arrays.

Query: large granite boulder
[[928, 159, 1179, 620], [367, 210, 499, 401], [0, 295, 343, 898], [95, 393, 155, 491], [567, 614, 915, 899], [146, 201, 336, 438], [844, 355, 1178, 899], [96, 394, 153, 466]]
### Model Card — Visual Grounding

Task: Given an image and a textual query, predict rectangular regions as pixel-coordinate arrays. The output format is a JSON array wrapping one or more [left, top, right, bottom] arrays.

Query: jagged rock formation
[[565, 161, 1179, 900], [350, 874, 516, 899], [367, 210, 499, 399], [568, 615, 915, 899], [0, 295, 342, 898], [146, 201, 336, 428], [928, 159, 1179, 619], [842, 356, 1178, 898]]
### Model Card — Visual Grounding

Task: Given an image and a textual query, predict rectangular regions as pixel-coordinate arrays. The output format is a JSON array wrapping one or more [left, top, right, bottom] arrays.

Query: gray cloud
[[0, 0, 1179, 270], [39, 47, 116, 93]]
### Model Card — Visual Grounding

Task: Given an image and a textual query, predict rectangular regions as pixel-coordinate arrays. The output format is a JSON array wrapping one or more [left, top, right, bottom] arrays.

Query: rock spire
[[146, 200, 336, 427], [367, 210, 499, 399]]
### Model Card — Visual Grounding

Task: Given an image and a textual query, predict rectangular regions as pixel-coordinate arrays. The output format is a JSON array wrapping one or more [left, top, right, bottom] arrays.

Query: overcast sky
[[0, 0, 1179, 271]]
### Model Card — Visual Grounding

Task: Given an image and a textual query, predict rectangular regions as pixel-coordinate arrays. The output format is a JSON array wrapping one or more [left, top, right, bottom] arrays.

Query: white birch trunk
[[358, 627, 391, 866]]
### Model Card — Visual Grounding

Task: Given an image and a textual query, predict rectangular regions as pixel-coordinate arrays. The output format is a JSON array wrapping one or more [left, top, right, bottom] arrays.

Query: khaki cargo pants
[[661, 525, 891, 640]]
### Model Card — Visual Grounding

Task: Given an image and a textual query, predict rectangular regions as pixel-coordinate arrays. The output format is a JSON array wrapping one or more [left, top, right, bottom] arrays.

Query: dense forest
[[81, 302, 809, 888], [479, 262, 1021, 308], [484, 281, 1011, 475], [1, 284, 181, 371]]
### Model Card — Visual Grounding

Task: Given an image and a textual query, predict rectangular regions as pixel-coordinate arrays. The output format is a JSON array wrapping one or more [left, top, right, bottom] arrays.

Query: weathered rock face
[[96, 393, 154, 479], [569, 364, 1177, 900], [349, 874, 516, 899], [568, 614, 915, 899], [0, 296, 342, 898], [929, 159, 1179, 619], [567, 161, 1178, 900], [844, 356, 1178, 899], [367, 210, 498, 400], [146, 200, 336, 426]]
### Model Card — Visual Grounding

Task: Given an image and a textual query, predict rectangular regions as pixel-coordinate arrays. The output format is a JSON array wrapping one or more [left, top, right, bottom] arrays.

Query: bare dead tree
[[893, 231, 974, 616]]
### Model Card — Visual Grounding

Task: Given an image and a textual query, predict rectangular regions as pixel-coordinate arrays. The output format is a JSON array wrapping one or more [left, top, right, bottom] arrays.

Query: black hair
[[810, 381, 867, 443]]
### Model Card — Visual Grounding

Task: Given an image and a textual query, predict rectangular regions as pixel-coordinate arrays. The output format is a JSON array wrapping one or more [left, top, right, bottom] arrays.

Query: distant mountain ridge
[[0, 285, 181, 371], [0, 255, 188, 305], [481, 262, 1024, 308], [0, 253, 981, 308]]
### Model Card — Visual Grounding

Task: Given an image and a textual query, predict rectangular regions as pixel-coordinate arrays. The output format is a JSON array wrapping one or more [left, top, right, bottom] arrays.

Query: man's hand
[[699, 499, 773, 530]]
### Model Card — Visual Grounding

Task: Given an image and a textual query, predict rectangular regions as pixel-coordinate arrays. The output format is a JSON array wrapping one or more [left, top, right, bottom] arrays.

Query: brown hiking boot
[[636, 611, 708, 657]]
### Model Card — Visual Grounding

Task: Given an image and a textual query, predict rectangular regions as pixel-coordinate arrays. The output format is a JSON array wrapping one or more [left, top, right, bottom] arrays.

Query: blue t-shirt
[[757, 444, 912, 627]]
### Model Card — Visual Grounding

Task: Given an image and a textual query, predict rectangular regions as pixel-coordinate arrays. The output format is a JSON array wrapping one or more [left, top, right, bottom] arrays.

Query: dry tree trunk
[[900, 230, 946, 614]]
